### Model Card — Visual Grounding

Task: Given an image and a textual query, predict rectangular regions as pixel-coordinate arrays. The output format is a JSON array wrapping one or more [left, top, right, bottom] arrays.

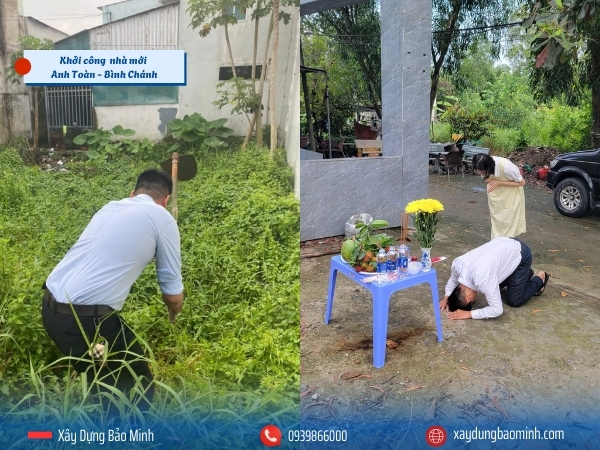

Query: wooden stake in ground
[[400, 212, 403, 244], [170, 152, 179, 221], [168, 153, 179, 323]]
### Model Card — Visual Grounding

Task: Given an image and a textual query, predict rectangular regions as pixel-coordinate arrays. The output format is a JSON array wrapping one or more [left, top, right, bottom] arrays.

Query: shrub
[[441, 105, 495, 142], [535, 100, 592, 152], [481, 128, 522, 156]]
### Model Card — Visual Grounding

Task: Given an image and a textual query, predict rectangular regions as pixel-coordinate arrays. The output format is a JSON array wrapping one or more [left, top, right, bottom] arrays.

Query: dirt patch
[[300, 173, 600, 447], [506, 146, 560, 191], [301, 236, 345, 259], [38, 148, 83, 172]]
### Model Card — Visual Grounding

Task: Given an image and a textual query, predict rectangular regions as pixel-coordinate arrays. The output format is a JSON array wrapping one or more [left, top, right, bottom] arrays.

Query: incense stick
[[400, 211, 406, 245], [400, 212, 404, 245]]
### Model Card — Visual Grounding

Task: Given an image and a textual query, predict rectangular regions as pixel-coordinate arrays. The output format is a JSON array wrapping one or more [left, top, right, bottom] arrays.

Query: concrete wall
[[95, 104, 178, 140], [178, 0, 298, 140], [89, 4, 179, 139], [301, 157, 403, 240], [0, 0, 31, 144], [23, 17, 69, 42], [299, 0, 432, 240], [89, 1, 180, 135]]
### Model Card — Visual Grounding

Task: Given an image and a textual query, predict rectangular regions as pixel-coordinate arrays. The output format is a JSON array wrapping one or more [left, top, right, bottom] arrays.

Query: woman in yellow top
[[473, 154, 526, 239]]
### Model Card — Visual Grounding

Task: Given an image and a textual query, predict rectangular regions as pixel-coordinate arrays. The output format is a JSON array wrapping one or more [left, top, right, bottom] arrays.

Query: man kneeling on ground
[[439, 237, 549, 320]]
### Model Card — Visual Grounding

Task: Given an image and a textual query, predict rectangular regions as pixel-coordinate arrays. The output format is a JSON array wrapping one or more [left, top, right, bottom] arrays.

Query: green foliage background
[[433, 44, 594, 155], [0, 144, 299, 417]]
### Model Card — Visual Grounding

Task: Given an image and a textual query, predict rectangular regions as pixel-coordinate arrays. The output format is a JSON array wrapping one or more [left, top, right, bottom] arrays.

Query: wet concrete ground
[[300, 172, 600, 449]]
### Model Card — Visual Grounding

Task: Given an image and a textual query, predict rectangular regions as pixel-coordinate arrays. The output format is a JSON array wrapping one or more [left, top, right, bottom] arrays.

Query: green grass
[[0, 144, 299, 430]]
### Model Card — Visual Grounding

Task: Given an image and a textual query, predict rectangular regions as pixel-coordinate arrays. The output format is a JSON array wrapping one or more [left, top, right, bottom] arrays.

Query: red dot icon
[[425, 425, 447, 447], [260, 424, 281, 447], [14, 57, 31, 75]]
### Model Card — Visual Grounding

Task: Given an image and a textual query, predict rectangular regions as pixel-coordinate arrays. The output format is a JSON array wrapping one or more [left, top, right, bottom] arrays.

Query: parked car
[[546, 149, 600, 217]]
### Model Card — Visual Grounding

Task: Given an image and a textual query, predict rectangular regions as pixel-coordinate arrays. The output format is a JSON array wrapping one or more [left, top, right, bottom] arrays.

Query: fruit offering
[[340, 219, 395, 272]]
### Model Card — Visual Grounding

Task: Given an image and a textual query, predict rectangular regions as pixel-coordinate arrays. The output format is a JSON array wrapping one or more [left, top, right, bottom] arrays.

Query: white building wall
[[89, 4, 179, 140], [178, 0, 299, 142], [94, 104, 176, 139]]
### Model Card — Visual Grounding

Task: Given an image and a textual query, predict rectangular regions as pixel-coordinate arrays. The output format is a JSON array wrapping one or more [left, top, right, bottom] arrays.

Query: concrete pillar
[[299, 0, 432, 241], [0, 0, 31, 144], [381, 0, 432, 210]]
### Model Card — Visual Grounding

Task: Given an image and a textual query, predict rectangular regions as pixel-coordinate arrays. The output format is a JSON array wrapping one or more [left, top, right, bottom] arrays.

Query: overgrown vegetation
[[432, 42, 594, 155], [166, 113, 234, 151], [0, 133, 299, 441]]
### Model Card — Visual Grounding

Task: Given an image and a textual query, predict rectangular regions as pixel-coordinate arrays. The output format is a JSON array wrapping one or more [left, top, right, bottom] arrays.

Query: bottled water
[[398, 244, 409, 274], [376, 248, 387, 284], [386, 245, 398, 280]]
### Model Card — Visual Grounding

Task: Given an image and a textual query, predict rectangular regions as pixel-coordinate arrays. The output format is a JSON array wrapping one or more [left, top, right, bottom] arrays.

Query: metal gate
[[44, 86, 94, 138]]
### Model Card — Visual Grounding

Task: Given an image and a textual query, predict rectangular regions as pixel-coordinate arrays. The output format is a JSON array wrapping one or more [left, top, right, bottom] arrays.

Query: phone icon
[[260, 425, 282, 447]]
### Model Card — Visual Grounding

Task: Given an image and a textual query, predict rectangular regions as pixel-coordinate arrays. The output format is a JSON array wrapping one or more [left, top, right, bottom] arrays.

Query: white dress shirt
[[46, 194, 183, 310], [444, 237, 522, 319]]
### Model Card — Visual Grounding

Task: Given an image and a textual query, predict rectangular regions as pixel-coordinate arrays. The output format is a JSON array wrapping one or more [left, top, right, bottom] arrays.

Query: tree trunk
[[269, 0, 280, 156], [430, 2, 462, 117], [224, 23, 251, 125], [300, 42, 316, 152], [592, 89, 600, 148], [242, 11, 262, 149], [32, 87, 40, 163], [256, 13, 274, 148], [326, 10, 382, 118]]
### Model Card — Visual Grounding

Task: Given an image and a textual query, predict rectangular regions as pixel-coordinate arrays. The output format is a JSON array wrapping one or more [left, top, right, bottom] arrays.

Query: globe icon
[[426, 426, 446, 447]]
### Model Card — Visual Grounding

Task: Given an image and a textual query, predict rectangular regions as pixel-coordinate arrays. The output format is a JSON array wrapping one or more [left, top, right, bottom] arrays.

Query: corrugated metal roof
[[90, 3, 178, 50]]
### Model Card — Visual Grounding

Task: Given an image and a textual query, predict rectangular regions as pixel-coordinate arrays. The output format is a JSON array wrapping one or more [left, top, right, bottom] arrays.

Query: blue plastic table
[[325, 255, 444, 368]]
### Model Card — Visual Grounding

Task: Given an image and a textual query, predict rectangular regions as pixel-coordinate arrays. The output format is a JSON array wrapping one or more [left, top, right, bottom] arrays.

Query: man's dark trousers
[[41, 292, 154, 415], [499, 239, 543, 307]]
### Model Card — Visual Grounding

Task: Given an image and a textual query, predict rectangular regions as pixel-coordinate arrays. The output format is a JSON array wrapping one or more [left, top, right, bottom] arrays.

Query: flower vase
[[421, 247, 432, 272]]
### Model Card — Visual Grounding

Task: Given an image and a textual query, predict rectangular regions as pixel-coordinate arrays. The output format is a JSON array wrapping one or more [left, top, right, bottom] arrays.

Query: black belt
[[43, 288, 114, 317]]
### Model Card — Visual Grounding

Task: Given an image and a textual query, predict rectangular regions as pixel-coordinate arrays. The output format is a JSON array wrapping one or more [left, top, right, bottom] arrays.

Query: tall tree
[[187, 0, 297, 149], [303, 0, 382, 118], [431, 0, 517, 116], [269, 0, 280, 154], [300, 33, 372, 138], [523, 0, 600, 147], [7, 36, 54, 163]]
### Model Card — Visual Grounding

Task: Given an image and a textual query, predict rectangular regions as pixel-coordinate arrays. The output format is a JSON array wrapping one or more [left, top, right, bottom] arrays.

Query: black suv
[[546, 149, 600, 217]]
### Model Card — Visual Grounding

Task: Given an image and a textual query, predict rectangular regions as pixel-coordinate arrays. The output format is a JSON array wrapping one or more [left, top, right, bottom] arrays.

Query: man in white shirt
[[41, 169, 184, 414], [439, 237, 548, 320]]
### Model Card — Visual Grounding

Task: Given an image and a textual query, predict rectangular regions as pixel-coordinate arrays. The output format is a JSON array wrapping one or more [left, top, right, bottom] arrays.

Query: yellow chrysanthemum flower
[[405, 198, 444, 214], [404, 198, 444, 248]]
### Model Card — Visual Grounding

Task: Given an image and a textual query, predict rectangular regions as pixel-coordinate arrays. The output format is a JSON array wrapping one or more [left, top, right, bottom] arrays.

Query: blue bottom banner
[[1, 416, 599, 449]]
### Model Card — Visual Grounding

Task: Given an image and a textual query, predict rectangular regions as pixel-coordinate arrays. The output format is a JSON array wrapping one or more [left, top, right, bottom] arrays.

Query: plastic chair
[[324, 256, 443, 368], [438, 149, 465, 181], [315, 138, 347, 158]]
